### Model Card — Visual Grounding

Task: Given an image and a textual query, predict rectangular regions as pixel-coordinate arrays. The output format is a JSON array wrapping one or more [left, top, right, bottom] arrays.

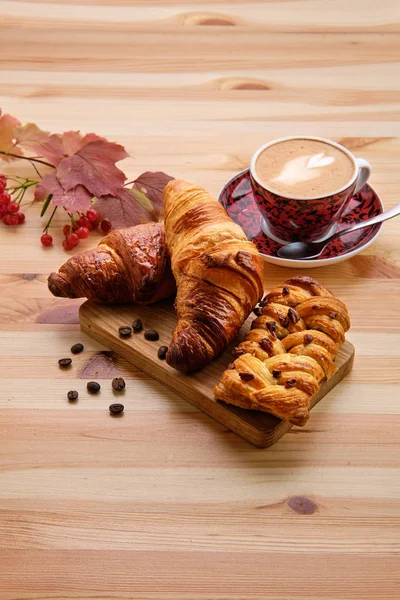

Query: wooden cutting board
[[80, 300, 354, 448]]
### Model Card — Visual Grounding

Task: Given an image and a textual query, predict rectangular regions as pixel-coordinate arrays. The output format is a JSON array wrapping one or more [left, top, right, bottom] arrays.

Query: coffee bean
[[132, 318, 143, 332], [119, 326, 132, 338], [67, 390, 79, 402], [58, 358, 72, 368], [112, 377, 126, 391], [157, 345, 168, 360], [109, 403, 124, 415], [87, 381, 101, 394], [144, 329, 159, 341], [71, 343, 84, 354]]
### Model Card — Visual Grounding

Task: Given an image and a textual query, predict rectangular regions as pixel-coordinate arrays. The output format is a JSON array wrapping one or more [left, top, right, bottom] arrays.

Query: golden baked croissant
[[164, 179, 264, 372], [48, 222, 176, 304], [214, 276, 350, 426]]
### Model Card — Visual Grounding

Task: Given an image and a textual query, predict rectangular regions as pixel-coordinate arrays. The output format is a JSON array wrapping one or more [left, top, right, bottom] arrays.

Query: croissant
[[48, 222, 176, 304], [214, 276, 350, 426], [164, 179, 264, 372]]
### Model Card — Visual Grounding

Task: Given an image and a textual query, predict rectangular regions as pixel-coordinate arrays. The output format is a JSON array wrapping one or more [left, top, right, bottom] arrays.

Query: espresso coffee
[[255, 138, 355, 198]]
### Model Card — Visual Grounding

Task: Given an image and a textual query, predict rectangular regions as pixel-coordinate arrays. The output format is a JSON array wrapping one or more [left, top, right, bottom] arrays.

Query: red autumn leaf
[[57, 139, 128, 197], [61, 131, 104, 156], [0, 109, 174, 232], [131, 171, 175, 218], [0, 109, 23, 161], [35, 172, 93, 212], [32, 133, 130, 213], [13, 127, 106, 167], [95, 187, 157, 229], [14, 123, 65, 167]]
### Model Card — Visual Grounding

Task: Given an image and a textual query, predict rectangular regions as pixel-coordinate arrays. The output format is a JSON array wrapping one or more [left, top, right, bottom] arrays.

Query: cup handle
[[354, 157, 371, 193]]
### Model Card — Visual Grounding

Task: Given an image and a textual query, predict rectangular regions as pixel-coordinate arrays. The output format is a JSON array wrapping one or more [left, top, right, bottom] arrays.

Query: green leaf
[[130, 187, 156, 218]]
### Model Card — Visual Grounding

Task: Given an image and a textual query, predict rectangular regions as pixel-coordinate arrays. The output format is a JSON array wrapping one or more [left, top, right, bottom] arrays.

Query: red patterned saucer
[[219, 169, 383, 268]]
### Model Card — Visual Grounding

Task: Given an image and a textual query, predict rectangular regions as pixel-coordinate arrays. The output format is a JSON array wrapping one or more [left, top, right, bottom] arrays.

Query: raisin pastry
[[214, 276, 350, 426]]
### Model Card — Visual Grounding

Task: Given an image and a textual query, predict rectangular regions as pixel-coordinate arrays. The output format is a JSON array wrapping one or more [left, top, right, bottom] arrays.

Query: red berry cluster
[[0, 174, 26, 226], [1, 173, 113, 251], [41, 207, 112, 249]]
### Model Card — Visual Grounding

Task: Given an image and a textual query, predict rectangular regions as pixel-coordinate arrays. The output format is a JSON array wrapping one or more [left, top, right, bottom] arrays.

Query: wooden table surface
[[1, 2, 400, 599]]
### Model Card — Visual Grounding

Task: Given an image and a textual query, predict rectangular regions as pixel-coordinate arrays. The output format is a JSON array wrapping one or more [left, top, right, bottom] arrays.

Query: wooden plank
[[79, 300, 354, 448]]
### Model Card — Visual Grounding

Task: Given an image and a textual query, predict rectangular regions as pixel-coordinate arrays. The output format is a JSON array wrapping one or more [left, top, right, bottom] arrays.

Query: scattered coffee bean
[[109, 403, 124, 415], [144, 329, 159, 341], [285, 378, 297, 388], [157, 345, 168, 360], [239, 372, 254, 382], [132, 318, 143, 332], [272, 370, 281, 378], [71, 343, 84, 354], [58, 358, 72, 368], [282, 287, 290, 296], [304, 333, 313, 345], [67, 390, 79, 401], [119, 326, 132, 338], [112, 377, 126, 391], [87, 381, 101, 394]]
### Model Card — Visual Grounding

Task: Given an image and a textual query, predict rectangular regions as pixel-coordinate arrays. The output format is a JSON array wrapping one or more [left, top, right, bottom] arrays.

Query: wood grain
[[0, 1, 399, 598], [79, 300, 355, 447]]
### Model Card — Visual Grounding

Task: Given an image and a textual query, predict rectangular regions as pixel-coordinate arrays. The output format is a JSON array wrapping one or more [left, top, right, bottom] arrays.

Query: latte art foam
[[255, 139, 355, 199]]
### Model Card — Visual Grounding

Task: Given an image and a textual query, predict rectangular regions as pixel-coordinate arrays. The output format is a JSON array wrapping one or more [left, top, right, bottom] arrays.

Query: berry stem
[[0, 150, 54, 168], [22, 179, 39, 189], [40, 193, 53, 217], [43, 205, 58, 232], [28, 159, 43, 179]]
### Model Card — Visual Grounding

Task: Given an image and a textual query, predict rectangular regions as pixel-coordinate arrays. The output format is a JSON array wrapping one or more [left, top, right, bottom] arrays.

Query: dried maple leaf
[[13, 127, 107, 167], [95, 187, 156, 230], [132, 171, 175, 219], [32, 134, 129, 212], [14, 123, 63, 166], [35, 172, 93, 212], [0, 109, 23, 161], [57, 139, 128, 197], [1, 109, 175, 232], [95, 171, 175, 229]]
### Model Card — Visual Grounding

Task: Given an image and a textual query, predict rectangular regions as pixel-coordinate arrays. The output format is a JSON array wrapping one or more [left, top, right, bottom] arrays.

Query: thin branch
[[43, 205, 58, 232], [0, 150, 54, 168], [29, 159, 43, 179]]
